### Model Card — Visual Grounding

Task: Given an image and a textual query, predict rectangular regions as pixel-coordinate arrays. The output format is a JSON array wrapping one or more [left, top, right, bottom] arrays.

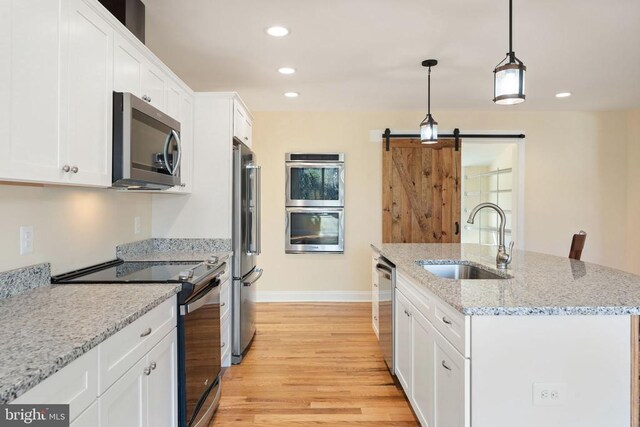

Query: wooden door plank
[[382, 143, 393, 243], [441, 147, 453, 243], [431, 148, 443, 242], [453, 144, 462, 243], [422, 148, 434, 243], [392, 151, 431, 236], [391, 148, 403, 243]]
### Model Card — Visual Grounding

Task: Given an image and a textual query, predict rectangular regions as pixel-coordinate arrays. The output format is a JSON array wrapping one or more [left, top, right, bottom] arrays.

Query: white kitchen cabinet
[[372, 252, 380, 338], [146, 329, 178, 427], [412, 304, 436, 427], [434, 332, 468, 427], [220, 262, 232, 367], [233, 98, 253, 148], [394, 289, 413, 393], [59, 0, 114, 187], [141, 62, 167, 112], [0, 0, 64, 185], [99, 355, 147, 427], [71, 402, 99, 427], [113, 32, 144, 97], [100, 328, 177, 427], [13, 347, 99, 423]]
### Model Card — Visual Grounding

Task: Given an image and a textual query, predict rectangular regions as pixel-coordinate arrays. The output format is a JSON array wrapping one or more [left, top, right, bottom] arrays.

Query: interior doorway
[[461, 141, 524, 248]]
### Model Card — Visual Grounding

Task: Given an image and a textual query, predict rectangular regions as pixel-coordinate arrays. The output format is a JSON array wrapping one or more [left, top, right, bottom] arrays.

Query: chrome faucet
[[467, 202, 514, 269]]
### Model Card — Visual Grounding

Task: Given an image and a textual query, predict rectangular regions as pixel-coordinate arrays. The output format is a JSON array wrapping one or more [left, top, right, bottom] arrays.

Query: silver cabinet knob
[[442, 316, 452, 325], [142, 95, 151, 103], [70, 166, 78, 173], [140, 328, 152, 337], [150, 362, 156, 370], [442, 360, 452, 371], [144, 367, 151, 376], [62, 165, 70, 172]]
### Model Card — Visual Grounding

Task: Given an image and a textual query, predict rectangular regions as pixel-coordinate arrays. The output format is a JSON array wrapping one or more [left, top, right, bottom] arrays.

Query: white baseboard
[[255, 290, 371, 302]]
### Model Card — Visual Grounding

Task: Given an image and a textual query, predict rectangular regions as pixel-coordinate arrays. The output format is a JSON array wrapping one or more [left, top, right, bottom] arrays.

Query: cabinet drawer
[[396, 270, 435, 327], [220, 279, 230, 320], [14, 347, 98, 422], [432, 298, 468, 357], [99, 296, 177, 394], [220, 311, 231, 368]]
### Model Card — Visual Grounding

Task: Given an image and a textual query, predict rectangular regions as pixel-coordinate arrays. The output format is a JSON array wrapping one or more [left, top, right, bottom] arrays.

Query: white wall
[[626, 109, 640, 274], [0, 184, 151, 274], [252, 109, 636, 294]]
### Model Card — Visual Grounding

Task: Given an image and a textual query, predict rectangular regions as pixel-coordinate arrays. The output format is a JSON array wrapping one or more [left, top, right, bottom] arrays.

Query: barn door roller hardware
[[382, 128, 525, 152]]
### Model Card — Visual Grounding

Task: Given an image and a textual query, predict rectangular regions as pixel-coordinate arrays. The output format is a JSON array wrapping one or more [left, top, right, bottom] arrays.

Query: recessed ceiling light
[[278, 67, 296, 75], [555, 92, 572, 98], [266, 26, 289, 37], [284, 92, 299, 98]]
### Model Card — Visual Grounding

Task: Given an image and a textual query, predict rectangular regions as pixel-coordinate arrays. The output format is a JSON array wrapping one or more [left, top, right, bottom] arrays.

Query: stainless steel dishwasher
[[376, 256, 395, 375]]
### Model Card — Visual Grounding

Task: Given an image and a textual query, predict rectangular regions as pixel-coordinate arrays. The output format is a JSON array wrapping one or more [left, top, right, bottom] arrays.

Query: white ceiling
[[144, 0, 640, 112]]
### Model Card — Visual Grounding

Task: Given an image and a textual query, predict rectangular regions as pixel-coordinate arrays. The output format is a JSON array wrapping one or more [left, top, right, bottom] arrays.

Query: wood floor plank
[[209, 303, 418, 426]]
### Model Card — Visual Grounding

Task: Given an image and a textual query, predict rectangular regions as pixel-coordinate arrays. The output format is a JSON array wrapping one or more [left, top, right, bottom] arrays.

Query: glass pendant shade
[[493, 60, 526, 105], [420, 114, 438, 143]]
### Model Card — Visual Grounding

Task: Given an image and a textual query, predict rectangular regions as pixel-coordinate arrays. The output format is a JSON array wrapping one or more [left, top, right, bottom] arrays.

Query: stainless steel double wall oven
[[285, 153, 345, 253]]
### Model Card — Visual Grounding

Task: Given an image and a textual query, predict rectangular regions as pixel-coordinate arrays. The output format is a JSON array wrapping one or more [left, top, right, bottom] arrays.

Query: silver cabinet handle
[[374, 316, 377, 321], [404, 309, 411, 317], [220, 302, 226, 307], [442, 316, 452, 325], [221, 342, 226, 349], [180, 183, 186, 187], [70, 166, 78, 174], [442, 360, 452, 371], [142, 95, 151, 103], [144, 367, 151, 376], [244, 136, 248, 141], [62, 165, 70, 172], [140, 328, 152, 337], [150, 362, 156, 370], [373, 283, 378, 287]]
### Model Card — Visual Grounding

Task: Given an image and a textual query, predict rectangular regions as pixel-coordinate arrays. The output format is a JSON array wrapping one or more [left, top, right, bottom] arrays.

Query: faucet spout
[[466, 202, 513, 269]]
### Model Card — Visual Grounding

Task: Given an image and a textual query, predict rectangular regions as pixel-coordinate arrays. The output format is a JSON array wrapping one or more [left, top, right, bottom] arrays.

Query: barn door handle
[[455, 222, 460, 235]]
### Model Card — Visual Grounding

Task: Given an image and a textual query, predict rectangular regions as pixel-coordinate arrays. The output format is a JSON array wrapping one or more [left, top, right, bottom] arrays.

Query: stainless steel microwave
[[112, 92, 182, 190]]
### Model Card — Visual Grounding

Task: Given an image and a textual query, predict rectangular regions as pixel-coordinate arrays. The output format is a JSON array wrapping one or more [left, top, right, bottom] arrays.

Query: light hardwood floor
[[210, 302, 419, 426]]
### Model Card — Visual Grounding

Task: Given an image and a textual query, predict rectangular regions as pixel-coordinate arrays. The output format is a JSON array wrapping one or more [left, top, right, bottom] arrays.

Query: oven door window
[[287, 163, 344, 206], [131, 109, 180, 176], [286, 208, 344, 253]]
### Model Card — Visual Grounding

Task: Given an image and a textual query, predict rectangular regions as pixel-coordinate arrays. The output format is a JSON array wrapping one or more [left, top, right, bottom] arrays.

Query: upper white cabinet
[[0, 0, 194, 189], [0, 0, 65, 185], [60, 0, 114, 187], [233, 99, 253, 148]]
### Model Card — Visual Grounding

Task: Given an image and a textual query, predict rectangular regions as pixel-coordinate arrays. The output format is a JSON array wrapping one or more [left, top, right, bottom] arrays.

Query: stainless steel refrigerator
[[232, 141, 262, 364]]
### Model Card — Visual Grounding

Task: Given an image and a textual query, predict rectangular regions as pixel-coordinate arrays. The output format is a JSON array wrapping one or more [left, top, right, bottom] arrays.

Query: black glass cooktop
[[52, 260, 201, 284]]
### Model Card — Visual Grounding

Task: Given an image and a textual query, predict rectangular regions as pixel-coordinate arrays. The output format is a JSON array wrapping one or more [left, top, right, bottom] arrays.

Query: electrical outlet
[[134, 216, 141, 235], [20, 226, 34, 255], [533, 382, 567, 406]]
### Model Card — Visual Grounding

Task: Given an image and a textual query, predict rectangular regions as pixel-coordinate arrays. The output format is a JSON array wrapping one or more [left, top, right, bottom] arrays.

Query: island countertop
[[372, 243, 640, 316]]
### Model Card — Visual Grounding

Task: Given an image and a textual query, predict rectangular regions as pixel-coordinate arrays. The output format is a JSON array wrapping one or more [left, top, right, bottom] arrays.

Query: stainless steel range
[[51, 256, 226, 427]]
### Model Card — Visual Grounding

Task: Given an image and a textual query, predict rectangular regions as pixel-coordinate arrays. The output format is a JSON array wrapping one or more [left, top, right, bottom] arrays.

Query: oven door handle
[[242, 268, 263, 287], [181, 281, 220, 315]]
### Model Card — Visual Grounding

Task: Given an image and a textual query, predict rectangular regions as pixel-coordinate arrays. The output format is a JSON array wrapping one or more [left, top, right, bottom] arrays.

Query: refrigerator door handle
[[246, 164, 261, 255], [242, 268, 263, 287]]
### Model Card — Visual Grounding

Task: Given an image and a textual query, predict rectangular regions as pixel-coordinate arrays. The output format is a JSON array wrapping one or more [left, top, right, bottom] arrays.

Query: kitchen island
[[372, 243, 640, 427]]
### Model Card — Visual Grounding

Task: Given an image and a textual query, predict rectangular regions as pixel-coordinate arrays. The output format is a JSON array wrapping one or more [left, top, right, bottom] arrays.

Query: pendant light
[[420, 59, 438, 143], [493, 0, 526, 105]]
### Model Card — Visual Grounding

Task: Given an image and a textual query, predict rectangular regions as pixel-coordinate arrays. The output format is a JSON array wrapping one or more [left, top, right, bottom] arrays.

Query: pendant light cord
[[427, 66, 431, 114], [509, 0, 514, 62]]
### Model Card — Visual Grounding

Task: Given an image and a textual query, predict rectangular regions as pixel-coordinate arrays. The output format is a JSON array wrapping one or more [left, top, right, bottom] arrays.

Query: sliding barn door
[[382, 138, 461, 243]]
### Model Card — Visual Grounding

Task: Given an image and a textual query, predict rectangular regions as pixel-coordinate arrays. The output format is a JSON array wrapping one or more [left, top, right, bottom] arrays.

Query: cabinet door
[[60, 0, 113, 187], [412, 309, 436, 427], [113, 33, 143, 97], [244, 117, 253, 148], [0, 0, 65, 184], [394, 289, 413, 393], [141, 62, 166, 112], [70, 402, 98, 427], [434, 334, 468, 427], [233, 100, 246, 142], [99, 357, 147, 427], [166, 83, 182, 121], [147, 330, 178, 427]]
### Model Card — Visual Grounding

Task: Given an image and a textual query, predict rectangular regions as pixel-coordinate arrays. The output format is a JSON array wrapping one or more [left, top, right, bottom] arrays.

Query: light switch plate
[[20, 226, 34, 255]]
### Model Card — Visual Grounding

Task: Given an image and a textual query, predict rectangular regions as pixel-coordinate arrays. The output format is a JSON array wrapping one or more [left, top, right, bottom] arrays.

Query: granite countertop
[[119, 250, 232, 262], [373, 243, 640, 316], [0, 283, 181, 404], [116, 238, 232, 262]]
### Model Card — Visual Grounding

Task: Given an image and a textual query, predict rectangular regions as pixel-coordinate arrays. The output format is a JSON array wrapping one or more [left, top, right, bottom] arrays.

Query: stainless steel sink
[[420, 263, 508, 280]]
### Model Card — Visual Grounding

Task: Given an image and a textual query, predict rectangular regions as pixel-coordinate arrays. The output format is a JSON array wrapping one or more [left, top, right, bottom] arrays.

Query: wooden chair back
[[569, 231, 587, 260]]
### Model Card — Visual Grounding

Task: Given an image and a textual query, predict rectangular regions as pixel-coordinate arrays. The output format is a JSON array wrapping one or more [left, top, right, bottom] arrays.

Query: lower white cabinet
[[71, 402, 99, 427], [395, 286, 469, 427], [371, 252, 380, 338], [100, 329, 177, 427], [220, 268, 232, 368], [11, 296, 178, 427]]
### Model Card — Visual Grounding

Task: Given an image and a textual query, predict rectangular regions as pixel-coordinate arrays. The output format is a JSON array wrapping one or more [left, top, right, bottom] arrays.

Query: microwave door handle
[[171, 129, 182, 176], [162, 131, 172, 174]]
